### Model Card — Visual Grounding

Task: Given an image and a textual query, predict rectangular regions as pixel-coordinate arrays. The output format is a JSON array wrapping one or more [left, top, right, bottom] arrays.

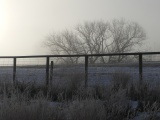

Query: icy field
[[0, 65, 160, 86]]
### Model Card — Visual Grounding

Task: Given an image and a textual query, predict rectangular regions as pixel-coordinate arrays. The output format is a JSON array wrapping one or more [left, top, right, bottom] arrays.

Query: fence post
[[46, 56, 50, 87], [50, 61, 54, 85], [13, 57, 16, 86], [85, 55, 88, 88], [139, 53, 143, 83]]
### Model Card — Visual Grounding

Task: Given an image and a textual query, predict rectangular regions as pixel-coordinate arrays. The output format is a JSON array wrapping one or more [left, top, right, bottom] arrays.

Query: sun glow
[[0, 3, 6, 33]]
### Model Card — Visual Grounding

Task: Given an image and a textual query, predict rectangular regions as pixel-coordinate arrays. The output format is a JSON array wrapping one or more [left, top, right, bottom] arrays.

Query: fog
[[0, 0, 160, 55]]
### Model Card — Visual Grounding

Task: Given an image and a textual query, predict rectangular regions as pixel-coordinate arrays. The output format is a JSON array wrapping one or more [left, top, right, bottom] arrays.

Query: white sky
[[0, 0, 160, 55]]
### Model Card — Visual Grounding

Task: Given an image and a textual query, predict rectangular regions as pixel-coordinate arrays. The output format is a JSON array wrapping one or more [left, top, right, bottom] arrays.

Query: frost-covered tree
[[45, 19, 146, 64]]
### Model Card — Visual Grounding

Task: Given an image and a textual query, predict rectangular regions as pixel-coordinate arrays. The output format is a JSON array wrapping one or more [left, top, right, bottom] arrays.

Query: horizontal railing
[[0, 52, 160, 58], [0, 52, 160, 87]]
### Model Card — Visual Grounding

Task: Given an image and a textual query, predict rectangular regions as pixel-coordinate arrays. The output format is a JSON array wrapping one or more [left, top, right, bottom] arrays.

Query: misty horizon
[[0, 0, 160, 55]]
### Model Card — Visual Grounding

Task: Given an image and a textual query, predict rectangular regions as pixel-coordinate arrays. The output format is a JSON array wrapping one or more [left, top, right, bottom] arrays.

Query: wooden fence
[[1, 52, 160, 87]]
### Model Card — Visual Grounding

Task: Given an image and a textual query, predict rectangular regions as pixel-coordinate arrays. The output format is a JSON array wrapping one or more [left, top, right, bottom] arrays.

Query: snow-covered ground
[[0, 65, 160, 120], [0, 65, 160, 86]]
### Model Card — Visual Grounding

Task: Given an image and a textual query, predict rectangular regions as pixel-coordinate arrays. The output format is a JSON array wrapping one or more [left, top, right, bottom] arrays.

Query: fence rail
[[1, 52, 160, 87]]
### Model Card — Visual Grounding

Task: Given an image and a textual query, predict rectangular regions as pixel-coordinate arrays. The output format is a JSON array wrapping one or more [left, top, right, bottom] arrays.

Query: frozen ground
[[0, 65, 160, 120], [0, 65, 160, 86]]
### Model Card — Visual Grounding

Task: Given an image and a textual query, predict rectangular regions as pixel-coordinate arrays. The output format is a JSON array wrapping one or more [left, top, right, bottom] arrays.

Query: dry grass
[[67, 99, 106, 120], [0, 71, 160, 120], [111, 71, 131, 90], [48, 73, 84, 101], [0, 98, 65, 120]]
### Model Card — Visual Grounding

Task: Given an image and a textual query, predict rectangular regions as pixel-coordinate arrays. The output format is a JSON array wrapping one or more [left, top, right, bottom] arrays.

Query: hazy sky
[[0, 0, 160, 55]]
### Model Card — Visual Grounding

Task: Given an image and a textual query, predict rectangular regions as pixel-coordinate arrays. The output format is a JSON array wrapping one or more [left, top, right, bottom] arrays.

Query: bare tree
[[75, 21, 111, 63], [45, 30, 82, 64], [107, 19, 146, 62], [44, 19, 146, 64]]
